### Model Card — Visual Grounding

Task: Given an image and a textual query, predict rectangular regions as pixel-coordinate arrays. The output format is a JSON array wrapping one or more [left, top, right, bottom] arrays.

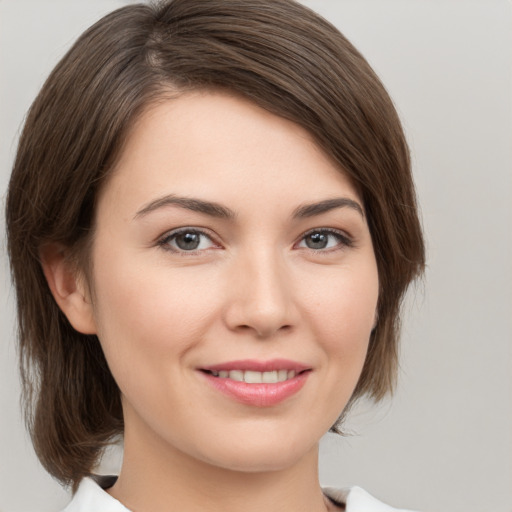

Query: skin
[[44, 92, 379, 512]]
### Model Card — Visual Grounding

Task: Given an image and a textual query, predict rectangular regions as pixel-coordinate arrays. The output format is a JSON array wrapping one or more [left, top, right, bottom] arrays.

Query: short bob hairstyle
[[6, 0, 424, 491]]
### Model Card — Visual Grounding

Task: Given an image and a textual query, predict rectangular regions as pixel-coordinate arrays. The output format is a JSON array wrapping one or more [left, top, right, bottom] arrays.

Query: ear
[[40, 243, 97, 335]]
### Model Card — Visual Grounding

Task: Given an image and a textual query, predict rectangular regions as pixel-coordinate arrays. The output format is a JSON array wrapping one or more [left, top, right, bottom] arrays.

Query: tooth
[[222, 369, 297, 383], [277, 369, 288, 382], [211, 370, 219, 377], [244, 371, 263, 384], [229, 370, 244, 381], [262, 371, 278, 383]]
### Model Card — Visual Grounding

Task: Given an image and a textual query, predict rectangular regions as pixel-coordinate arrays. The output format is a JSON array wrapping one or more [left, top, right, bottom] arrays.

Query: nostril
[[223, 289, 298, 338]]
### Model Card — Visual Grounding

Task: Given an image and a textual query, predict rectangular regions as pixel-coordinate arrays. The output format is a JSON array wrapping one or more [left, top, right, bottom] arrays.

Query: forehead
[[97, 91, 361, 217]]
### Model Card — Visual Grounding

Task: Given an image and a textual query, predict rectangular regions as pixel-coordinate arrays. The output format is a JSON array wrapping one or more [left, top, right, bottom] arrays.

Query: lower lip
[[201, 371, 310, 407]]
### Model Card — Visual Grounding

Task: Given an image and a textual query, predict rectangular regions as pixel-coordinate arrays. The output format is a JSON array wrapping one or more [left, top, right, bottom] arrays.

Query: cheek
[[300, 261, 379, 400], [303, 262, 379, 345], [89, 248, 221, 373]]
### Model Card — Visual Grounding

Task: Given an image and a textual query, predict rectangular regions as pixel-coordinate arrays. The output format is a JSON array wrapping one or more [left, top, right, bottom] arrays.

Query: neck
[[108, 423, 330, 512]]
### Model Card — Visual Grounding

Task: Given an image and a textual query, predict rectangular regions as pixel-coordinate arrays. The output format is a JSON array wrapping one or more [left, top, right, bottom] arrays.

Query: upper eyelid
[[159, 226, 216, 241], [298, 227, 353, 241], [300, 227, 350, 237]]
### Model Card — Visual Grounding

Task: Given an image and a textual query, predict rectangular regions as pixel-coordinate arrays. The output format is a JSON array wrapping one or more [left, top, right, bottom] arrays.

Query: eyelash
[[157, 227, 354, 254], [296, 228, 354, 252], [157, 227, 220, 254]]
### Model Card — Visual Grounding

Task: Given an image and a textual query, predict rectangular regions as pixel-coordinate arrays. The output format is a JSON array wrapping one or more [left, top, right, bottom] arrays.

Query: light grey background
[[1, 1, 511, 511]]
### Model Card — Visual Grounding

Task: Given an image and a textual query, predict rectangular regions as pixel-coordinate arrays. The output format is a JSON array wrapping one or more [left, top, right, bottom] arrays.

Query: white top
[[62, 477, 417, 512]]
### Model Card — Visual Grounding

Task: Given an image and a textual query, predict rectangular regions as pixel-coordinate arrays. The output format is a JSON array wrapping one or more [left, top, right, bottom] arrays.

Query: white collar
[[62, 477, 417, 512], [323, 486, 417, 511], [61, 477, 126, 512]]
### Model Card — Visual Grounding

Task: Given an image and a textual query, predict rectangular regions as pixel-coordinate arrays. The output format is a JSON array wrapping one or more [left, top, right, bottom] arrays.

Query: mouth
[[198, 360, 311, 407], [201, 368, 307, 383]]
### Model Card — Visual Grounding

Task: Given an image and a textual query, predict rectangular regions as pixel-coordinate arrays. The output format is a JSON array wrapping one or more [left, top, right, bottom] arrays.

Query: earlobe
[[39, 243, 97, 335]]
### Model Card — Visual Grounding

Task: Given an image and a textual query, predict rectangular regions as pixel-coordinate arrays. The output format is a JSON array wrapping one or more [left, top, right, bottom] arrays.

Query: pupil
[[176, 232, 200, 250], [306, 232, 328, 249]]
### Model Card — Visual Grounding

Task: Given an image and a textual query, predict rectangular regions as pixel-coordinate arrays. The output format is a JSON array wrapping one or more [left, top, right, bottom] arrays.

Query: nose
[[223, 249, 298, 339]]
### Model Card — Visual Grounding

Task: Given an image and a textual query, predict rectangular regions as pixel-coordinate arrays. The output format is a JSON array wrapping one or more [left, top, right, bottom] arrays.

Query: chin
[[195, 425, 320, 474]]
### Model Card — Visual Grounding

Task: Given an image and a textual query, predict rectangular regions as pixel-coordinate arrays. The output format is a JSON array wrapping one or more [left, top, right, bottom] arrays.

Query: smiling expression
[[83, 91, 379, 473]]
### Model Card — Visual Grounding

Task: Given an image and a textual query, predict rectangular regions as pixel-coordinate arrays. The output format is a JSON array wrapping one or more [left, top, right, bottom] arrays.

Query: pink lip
[[201, 359, 309, 373], [199, 359, 311, 407]]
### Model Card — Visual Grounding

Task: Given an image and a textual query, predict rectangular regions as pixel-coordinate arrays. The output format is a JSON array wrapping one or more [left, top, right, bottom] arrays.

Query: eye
[[297, 229, 352, 251], [158, 228, 218, 252]]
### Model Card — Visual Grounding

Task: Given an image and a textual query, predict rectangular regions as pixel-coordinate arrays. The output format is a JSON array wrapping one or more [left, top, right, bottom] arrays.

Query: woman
[[5, 1, 424, 511]]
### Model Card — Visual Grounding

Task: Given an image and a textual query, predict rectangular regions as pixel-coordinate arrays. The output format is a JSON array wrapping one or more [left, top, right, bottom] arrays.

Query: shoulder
[[61, 477, 129, 512], [323, 486, 419, 512]]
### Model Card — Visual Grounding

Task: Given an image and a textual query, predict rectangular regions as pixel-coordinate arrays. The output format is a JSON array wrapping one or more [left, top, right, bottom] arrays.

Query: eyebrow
[[134, 194, 236, 220], [292, 197, 364, 218], [134, 194, 364, 221]]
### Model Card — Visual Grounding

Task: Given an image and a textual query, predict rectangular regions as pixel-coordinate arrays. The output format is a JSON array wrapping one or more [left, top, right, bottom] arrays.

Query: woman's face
[[86, 92, 379, 473]]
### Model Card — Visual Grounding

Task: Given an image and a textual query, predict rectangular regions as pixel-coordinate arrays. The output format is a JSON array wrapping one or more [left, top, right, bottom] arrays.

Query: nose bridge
[[225, 244, 295, 337]]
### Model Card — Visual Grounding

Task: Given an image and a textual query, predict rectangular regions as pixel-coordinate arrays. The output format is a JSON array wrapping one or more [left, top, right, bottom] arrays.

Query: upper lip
[[200, 359, 311, 373]]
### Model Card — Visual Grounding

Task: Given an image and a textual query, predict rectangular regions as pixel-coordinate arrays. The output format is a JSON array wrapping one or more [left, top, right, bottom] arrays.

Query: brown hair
[[5, 0, 424, 490]]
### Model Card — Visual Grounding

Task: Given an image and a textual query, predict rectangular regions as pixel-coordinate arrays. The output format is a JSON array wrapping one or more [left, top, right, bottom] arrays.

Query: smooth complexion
[[44, 92, 379, 512]]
